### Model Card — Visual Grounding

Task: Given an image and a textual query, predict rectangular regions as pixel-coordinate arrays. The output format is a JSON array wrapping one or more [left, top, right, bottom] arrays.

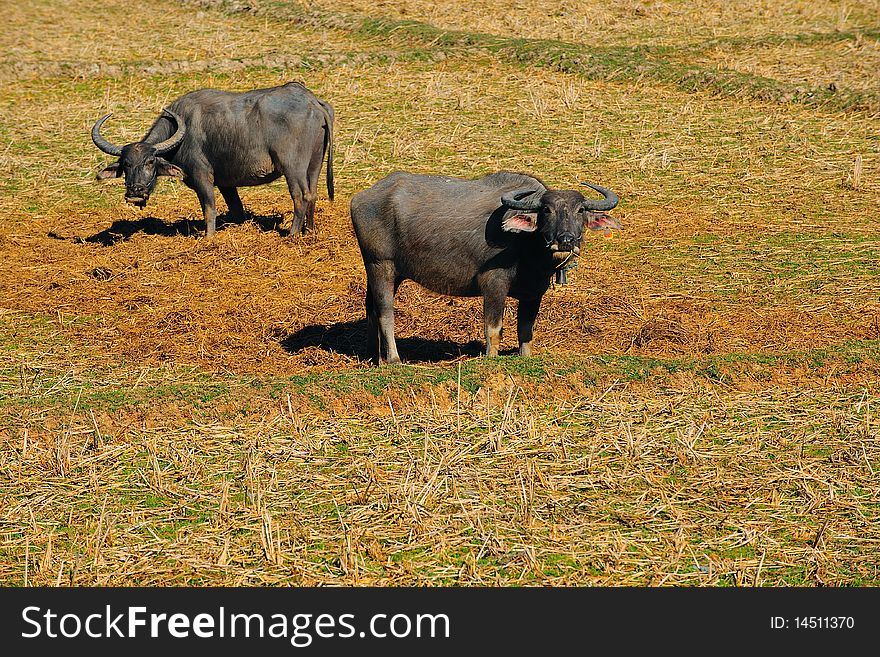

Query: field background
[[1, 0, 878, 585]]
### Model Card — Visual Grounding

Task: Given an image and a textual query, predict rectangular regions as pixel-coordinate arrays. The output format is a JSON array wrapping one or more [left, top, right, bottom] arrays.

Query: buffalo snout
[[556, 233, 578, 252], [125, 191, 148, 207]]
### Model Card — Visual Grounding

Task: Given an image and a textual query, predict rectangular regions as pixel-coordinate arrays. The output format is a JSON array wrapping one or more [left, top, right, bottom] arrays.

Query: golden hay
[[0, 0, 878, 588]]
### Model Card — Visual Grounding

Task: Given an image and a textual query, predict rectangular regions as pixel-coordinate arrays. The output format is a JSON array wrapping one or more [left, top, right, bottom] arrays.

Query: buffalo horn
[[91, 114, 122, 156], [152, 109, 187, 154], [579, 181, 619, 211], [501, 188, 543, 211]]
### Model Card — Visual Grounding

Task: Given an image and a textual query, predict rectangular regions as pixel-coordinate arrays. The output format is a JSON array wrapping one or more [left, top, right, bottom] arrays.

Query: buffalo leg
[[304, 140, 326, 232], [280, 169, 309, 236], [483, 293, 506, 357], [289, 185, 306, 236], [517, 297, 542, 356], [365, 261, 400, 365], [303, 189, 317, 233], [192, 177, 218, 237], [219, 186, 245, 223], [365, 282, 380, 365]]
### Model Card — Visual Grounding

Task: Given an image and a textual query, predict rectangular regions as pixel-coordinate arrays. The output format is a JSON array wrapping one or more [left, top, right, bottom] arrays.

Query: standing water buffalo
[[350, 171, 622, 364], [91, 81, 334, 236]]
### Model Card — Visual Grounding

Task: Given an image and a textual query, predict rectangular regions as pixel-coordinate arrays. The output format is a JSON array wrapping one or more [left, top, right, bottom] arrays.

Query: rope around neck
[[554, 251, 578, 271]]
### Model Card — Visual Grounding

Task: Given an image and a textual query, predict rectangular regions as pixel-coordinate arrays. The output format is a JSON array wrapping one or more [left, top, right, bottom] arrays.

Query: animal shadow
[[55, 212, 288, 246], [282, 319, 489, 363]]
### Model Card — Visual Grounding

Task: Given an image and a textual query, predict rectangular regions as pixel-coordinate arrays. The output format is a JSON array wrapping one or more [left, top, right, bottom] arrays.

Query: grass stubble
[[0, 0, 878, 586]]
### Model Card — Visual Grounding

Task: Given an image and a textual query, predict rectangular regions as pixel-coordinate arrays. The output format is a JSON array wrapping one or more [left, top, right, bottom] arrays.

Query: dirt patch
[[2, 197, 877, 376]]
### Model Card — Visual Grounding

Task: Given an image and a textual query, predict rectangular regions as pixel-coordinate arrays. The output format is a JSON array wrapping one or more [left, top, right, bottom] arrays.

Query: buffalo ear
[[157, 157, 184, 178], [96, 163, 121, 180], [585, 212, 623, 232], [502, 213, 538, 233]]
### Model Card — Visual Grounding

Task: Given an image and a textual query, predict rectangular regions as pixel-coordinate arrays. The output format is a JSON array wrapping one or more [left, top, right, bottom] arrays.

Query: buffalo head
[[92, 110, 187, 208], [499, 181, 621, 262]]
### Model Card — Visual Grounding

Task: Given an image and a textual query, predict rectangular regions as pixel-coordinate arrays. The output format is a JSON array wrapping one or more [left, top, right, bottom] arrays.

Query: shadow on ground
[[282, 319, 497, 363], [49, 212, 288, 246]]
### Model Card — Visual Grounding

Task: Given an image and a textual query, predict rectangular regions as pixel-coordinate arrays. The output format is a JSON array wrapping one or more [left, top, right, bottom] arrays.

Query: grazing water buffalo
[[350, 170, 622, 364], [91, 81, 334, 236]]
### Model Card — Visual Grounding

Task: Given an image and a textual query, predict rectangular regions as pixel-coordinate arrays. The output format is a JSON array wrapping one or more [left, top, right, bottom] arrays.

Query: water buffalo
[[350, 170, 622, 364], [91, 81, 334, 236]]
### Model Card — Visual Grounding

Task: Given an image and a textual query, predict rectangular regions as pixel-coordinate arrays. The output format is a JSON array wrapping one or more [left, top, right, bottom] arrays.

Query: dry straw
[[0, 0, 879, 587]]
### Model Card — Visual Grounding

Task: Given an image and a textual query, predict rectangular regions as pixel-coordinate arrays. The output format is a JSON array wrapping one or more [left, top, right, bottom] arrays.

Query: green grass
[[633, 231, 880, 302], [3, 337, 879, 414], [188, 0, 880, 114], [1, 0, 878, 587]]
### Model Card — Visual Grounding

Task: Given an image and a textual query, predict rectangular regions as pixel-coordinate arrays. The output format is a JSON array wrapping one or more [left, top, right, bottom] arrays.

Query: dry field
[[0, 0, 878, 585], [307, 0, 879, 47]]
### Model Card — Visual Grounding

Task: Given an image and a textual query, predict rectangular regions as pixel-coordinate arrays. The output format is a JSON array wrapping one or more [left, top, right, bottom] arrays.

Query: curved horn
[[91, 114, 122, 156], [579, 181, 619, 211], [152, 109, 186, 154], [501, 187, 543, 211]]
